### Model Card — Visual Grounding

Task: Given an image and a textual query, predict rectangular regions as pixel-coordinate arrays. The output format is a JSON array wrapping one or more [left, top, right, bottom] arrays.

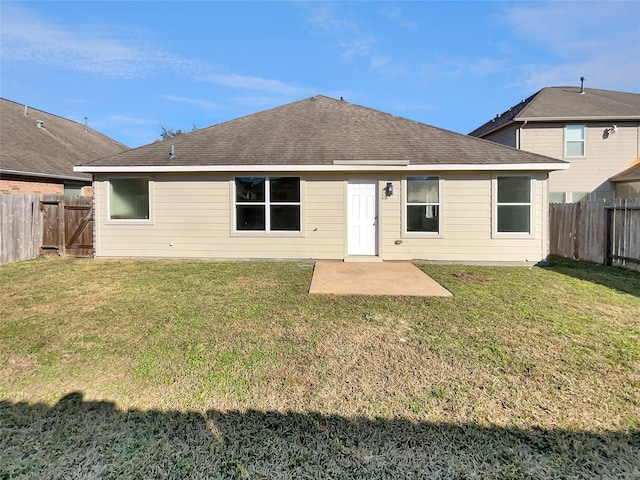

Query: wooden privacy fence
[[549, 198, 640, 271], [0, 194, 93, 264]]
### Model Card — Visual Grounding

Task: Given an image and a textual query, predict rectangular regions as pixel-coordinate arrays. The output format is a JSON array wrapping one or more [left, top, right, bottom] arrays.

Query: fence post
[[605, 206, 613, 266], [59, 197, 66, 257], [573, 202, 581, 260]]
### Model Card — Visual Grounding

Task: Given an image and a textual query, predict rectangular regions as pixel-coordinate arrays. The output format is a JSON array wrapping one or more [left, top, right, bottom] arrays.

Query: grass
[[0, 256, 639, 478]]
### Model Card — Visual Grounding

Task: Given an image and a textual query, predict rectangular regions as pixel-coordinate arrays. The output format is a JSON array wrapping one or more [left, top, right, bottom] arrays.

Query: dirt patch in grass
[[451, 272, 496, 283]]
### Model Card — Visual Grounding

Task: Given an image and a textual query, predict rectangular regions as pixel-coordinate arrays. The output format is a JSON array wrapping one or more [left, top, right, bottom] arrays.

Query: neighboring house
[[0, 98, 127, 195], [469, 86, 640, 203], [610, 163, 640, 199], [75, 95, 567, 264]]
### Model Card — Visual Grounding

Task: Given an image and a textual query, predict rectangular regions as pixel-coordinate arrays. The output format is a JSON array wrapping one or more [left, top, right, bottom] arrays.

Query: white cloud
[[307, 5, 359, 34], [306, 4, 378, 60], [106, 115, 158, 126], [501, 1, 640, 92], [519, 53, 640, 93], [370, 55, 392, 71], [159, 95, 225, 110], [0, 5, 180, 79], [0, 4, 317, 104], [304, 4, 505, 83], [381, 8, 417, 30], [200, 73, 313, 97], [414, 57, 505, 81], [503, 2, 635, 55], [339, 36, 377, 59]]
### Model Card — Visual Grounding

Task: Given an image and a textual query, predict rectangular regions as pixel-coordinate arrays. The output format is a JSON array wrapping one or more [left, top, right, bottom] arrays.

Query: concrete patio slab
[[309, 261, 453, 297]]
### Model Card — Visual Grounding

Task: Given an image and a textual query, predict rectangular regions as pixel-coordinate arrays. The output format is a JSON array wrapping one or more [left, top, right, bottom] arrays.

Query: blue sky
[[2, 1, 639, 148]]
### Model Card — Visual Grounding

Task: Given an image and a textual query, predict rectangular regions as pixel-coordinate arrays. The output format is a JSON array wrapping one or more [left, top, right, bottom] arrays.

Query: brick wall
[[0, 174, 92, 196], [0, 177, 64, 195]]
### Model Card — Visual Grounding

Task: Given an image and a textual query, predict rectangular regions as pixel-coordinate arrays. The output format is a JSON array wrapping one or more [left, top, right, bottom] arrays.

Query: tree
[[157, 124, 199, 141], [159, 125, 185, 140]]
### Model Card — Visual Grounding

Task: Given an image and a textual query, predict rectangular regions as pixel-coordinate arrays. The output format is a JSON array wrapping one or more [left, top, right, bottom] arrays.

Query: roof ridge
[[2, 97, 84, 130], [1, 97, 129, 150], [469, 86, 640, 137]]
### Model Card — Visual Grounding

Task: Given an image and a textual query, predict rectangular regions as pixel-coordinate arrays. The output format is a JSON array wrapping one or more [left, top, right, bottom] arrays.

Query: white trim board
[[75, 163, 569, 174]]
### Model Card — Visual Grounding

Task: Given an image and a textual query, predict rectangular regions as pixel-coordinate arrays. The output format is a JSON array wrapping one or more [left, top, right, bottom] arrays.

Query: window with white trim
[[497, 176, 531, 233], [235, 177, 301, 232], [109, 177, 150, 220], [571, 191, 589, 203], [549, 192, 566, 204], [406, 176, 440, 233], [565, 125, 585, 157]]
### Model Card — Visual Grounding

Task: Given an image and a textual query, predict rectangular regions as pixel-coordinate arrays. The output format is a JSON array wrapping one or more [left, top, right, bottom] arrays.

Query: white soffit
[[75, 163, 569, 173]]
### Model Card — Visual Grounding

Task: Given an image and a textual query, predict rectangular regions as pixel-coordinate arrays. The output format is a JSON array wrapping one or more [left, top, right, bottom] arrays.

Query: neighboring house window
[[549, 192, 566, 204], [406, 176, 440, 233], [235, 177, 300, 232], [571, 191, 589, 203], [496, 176, 531, 234], [64, 184, 83, 196], [616, 182, 640, 199], [109, 178, 150, 220], [565, 125, 585, 157]]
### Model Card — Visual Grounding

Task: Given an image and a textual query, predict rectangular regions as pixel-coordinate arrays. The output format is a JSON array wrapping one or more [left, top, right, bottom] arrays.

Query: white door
[[347, 181, 377, 256]]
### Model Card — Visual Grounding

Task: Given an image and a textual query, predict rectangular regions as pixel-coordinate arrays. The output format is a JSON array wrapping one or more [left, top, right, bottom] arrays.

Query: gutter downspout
[[517, 120, 528, 150]]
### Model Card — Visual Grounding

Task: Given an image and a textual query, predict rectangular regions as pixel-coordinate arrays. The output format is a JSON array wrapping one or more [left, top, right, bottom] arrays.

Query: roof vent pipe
[[36, 120, 44, 129], [84, 117, 89, 133], [24, 105, 29, 116], [580, 76, 586, 94], [169, 144, 176, 160]]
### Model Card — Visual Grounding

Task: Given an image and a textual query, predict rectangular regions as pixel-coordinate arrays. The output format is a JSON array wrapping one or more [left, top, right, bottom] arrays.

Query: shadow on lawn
[[546, 256, 640, 297], [1, 392, 638, 479]]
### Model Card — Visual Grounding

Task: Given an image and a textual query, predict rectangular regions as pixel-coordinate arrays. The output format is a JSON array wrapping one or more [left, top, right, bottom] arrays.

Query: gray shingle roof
[[0, 98, 128, 181], [469, 87, 640, 137], [79, 95, 565, 170]]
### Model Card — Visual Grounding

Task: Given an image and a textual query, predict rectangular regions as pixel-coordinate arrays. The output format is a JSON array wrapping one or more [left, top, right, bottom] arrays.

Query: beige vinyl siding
[[379, 173, 548, 263], [95, 171, 549, 264], [95, 173, 345, 260], [521, 122, 640, 195], [483, 126, 518, 148]]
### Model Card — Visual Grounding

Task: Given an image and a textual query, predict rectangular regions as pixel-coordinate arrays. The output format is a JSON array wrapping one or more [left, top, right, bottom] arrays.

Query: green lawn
[[1, 257, 639, 479]]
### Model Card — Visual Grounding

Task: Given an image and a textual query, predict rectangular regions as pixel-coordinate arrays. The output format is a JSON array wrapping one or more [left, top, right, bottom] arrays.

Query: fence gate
[[40, 195, 94, 258], [549, 198, 640, 271], [605, 199, 640, 271]]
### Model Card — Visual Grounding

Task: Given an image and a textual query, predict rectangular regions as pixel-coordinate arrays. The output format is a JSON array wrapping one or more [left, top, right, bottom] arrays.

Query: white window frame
[[493, 175, 533, 237], [565, 124, 586, 158], [549, 191, 566, 204], [570, 191, 590, 203], [233, 176, 302, 234], [107, 176, 152, 223], [404, 176, 442, 236]]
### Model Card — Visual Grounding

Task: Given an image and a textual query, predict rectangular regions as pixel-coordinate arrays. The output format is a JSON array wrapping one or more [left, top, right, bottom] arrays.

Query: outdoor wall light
[[608, 125, 618, 134], [386, 182, 394, 196]]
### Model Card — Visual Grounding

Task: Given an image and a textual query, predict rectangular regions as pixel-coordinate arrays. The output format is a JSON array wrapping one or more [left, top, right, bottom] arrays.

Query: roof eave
[[473, 115, 640, 137], [1, 168, 92, 182], [75, 163, 569, 174], [515, 115, 640, 122]]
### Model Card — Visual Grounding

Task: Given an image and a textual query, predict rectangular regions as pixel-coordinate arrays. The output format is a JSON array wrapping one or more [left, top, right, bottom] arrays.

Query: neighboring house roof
[[610, 163, 640, 183], [469, 87, 640, 137], [77, 95, 566, 174], [0, 98, 128, 182]]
